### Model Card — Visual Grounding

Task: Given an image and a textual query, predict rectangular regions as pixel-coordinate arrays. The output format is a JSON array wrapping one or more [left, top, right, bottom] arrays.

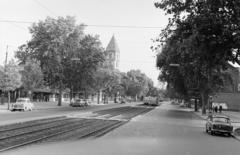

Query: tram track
[[0, 105, 155, 152]]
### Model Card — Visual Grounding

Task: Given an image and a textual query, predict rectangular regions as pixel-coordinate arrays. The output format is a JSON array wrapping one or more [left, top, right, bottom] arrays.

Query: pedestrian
[[214, 106, 218, 113], [219, 105, 222, 113]]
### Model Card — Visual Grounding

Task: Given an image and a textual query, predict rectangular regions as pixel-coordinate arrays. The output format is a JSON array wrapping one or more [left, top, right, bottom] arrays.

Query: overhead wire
[[7, 22, 28, 31], [33, 0, 57, 17], [0, 19, 163, 29]]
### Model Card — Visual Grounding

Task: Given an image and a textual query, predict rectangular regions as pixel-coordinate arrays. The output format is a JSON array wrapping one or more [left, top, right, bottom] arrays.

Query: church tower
[[104, 35, 120, 70]]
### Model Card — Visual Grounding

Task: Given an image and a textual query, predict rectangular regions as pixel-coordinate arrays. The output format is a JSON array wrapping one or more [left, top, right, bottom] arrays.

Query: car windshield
[[212, 117, 230, 123]]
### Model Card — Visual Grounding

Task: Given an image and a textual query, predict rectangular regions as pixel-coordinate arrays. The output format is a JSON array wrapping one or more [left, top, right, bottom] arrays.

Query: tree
[[0, 60, 22, 109], [93, 68, 121, 104], [62, 34, 104, 102], [154, 0, 240, 114], [147, 84, 159, 97], [16, 16, 84, 106], [125, 70, 152, 100], [20, 59, 44, 99]]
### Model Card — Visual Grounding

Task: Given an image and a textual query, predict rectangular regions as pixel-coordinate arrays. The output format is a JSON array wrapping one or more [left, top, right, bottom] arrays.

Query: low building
[[213, 63, 240, 111]]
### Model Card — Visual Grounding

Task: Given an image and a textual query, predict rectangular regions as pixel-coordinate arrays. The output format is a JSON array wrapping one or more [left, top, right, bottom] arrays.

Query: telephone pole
[[5, 45, 8, 68], [5, 45, 10, 109]]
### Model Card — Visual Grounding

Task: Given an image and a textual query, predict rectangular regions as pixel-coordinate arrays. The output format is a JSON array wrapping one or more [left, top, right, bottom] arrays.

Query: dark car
[[205, 115, 233, 136]]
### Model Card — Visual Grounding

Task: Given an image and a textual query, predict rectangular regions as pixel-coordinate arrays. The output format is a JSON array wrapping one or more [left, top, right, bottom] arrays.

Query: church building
[[103, 35, 120, 70]]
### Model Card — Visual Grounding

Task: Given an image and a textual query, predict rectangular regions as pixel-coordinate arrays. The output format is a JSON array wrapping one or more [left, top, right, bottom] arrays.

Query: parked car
[[205, 115, 233, 136], [12, 98, 34, 111], [70, 98, 90, 107], [70, 98, 86, 107], [120, 98, 126, 104], [85, 99, 91, 106]]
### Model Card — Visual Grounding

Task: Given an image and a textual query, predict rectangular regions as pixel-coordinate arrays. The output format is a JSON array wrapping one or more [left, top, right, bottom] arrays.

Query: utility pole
[[3, 45, 10, 109], [5, 45, 8, 68]]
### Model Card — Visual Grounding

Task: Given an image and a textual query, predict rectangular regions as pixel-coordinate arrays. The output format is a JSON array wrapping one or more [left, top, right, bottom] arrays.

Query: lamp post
[[169, 63, 180, 67], [70, 57, 81, 103]]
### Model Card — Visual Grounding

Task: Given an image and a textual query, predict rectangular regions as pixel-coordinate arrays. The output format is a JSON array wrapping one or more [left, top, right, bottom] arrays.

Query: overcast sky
[[0, 0, 168, 87]]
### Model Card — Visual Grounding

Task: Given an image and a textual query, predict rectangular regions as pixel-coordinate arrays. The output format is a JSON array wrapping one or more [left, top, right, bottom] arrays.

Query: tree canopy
[[20, 59, 44, 98], [0, 60, 22, 109], [154, 0, 240, 113], [16, 16, 104, 105]]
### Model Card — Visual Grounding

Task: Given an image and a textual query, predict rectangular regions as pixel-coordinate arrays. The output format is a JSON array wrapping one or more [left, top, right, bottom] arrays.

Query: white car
[[12, 98, 34, 111]]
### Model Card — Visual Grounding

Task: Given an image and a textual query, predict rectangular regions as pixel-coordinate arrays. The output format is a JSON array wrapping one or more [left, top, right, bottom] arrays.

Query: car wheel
[[210, 129, 214, 135], [205, 127, 208, 133], [227, 133, 231, 137]]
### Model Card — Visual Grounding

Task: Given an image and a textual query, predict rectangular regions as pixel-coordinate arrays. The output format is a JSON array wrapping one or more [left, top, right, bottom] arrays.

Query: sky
[[0, 0, 169, 87]]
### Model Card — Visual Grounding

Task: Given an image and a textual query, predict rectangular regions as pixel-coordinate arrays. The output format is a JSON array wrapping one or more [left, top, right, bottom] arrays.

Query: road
[[0, 103, 132, 126], [3, 102, 240, 155], [103, 102, 240, 155]]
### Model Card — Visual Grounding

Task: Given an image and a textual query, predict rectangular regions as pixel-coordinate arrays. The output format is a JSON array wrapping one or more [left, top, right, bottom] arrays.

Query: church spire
[[104, 35, 120, 69], [106, 35, 120, 53]]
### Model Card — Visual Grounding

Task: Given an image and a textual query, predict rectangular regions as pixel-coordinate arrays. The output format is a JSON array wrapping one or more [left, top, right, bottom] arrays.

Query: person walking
[[214, 106, 218, 113], [219, 105, 222, 113]]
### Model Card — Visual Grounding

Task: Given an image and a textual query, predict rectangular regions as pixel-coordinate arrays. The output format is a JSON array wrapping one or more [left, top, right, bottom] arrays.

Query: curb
[[232, 128, 240, 141], [232, 131, 240, 141], [232, 134, 240, 141]]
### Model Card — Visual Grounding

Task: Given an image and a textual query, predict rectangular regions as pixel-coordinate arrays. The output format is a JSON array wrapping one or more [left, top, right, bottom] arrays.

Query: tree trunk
[[201, 91, 208, 115], [97, 90, 100, 104], [194, 98, 198, 112], [7, 91, 10, 110], [103, 93, 108, 104], [114, 93, 117, 103], [58, 82, 62, 106], [185, 96, 190, 108], [70, 87, 73, 104]]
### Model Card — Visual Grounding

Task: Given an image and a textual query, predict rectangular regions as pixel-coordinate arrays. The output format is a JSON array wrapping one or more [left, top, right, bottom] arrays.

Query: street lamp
[[70, 57, 81, 102], [169, 63, 180, 67]]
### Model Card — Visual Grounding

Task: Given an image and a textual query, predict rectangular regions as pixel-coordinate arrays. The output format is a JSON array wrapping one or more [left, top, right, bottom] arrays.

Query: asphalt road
[[102, 102, 240, 155], [3, 102, 240, 155]]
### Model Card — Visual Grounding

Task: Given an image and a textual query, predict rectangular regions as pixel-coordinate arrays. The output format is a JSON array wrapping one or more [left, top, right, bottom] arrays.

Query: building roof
[[106, 35, 120, 53]]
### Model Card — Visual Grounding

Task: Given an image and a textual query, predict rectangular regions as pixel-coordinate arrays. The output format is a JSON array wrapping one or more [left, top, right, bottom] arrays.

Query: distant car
[[70, 98, 90, 107], [85, 99, 91, 106], [158, 98, 164, 102], [205, 115, 233, 136], [70, 98, 86, 107], [12, 98, 34, 111], [120, 98, 126, 104]]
